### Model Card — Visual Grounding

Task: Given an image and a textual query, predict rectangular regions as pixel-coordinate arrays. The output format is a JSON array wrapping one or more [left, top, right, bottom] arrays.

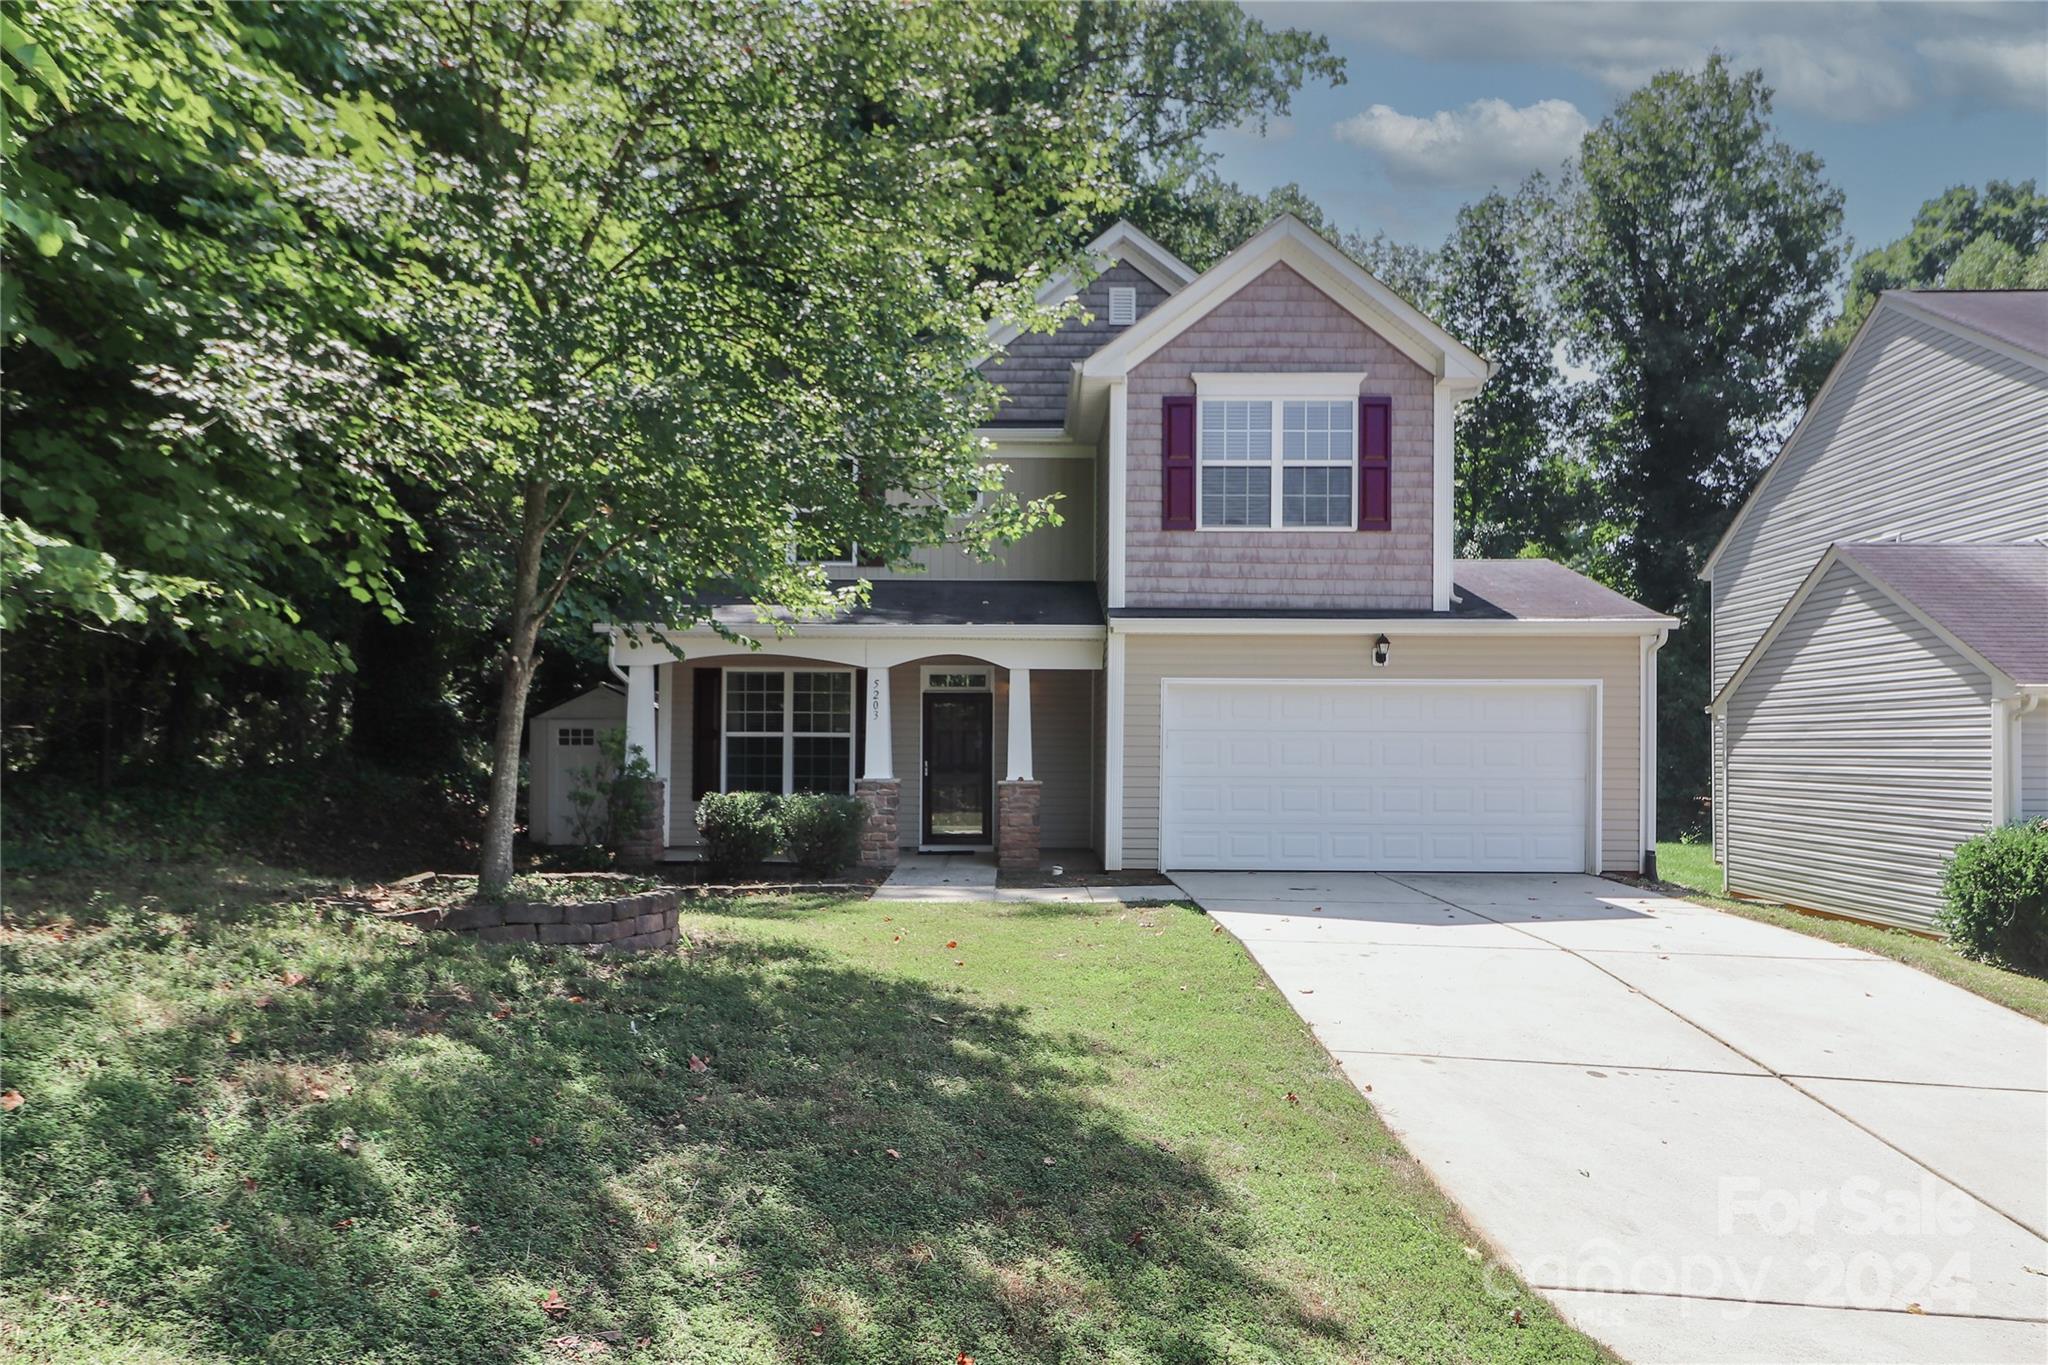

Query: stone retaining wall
[[436, 888, 680, 952]]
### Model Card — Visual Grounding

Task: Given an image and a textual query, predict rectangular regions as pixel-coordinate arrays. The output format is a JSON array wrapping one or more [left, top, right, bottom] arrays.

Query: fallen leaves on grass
[[1283, 1092, 1299, 1106], [538, 1288, 568, 1318], [280, 971, 308, 988], [1, 1090, 22, 1111], [945, 940, 957, 949], [687, 1054, 709, 1073], [885, 1149, 901, 1160]]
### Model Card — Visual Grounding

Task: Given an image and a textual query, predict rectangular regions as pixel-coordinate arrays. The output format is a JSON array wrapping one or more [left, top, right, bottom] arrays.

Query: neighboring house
[[586, 216, 1675, 876], [1703, 290, 2048, 930]]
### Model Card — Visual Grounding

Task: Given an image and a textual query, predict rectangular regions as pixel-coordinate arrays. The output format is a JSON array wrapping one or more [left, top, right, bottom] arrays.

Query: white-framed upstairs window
[[1190, 372, 1366, 532], [721, 668, 855, 795], [1197, 396, 1357, 530]]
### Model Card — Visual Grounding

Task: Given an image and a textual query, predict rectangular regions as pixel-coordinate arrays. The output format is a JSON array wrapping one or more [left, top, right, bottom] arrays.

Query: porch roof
[[697, 579, 1104, 629]]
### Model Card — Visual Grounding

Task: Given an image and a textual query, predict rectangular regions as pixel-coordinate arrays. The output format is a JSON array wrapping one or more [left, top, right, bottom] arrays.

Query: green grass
[[1654, 840, 2048, 1024], [0, 862, 1601, 1364]]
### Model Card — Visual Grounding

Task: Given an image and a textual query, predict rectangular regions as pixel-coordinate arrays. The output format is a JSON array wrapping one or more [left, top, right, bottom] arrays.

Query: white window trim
[[921, 665, 992, 692], [719, 666, 857, 796], [1191, 371, 1367, 397], [1194, 393, 1359, 532]]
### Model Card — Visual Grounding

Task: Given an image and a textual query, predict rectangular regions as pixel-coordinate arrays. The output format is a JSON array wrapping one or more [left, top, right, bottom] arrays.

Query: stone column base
[[617, 777, 666, 864], [997, 779, 1041, 871], [856, 778, 900, 868]]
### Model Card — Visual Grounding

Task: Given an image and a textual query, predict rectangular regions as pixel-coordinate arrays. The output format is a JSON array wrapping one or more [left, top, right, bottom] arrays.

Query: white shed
[[526, 684, 626, 845]]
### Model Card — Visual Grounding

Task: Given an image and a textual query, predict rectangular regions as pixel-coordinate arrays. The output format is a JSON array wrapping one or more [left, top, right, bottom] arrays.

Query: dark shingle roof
[[701, 580, 1103, 629], [1895, 290, 2048, 359], [1836, 542, 2048, 683], [1451, 559, 1669, 621], [1105, 560, 1670, 623]]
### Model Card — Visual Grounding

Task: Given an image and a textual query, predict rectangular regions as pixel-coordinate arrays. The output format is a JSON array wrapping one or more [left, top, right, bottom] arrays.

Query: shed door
[[1160, 682, 1593, 872], [543, 721, 606, 845]]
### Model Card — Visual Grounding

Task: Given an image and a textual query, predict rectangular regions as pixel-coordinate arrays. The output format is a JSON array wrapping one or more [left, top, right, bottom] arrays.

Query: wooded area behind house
[[5, 0, 2045, 875]]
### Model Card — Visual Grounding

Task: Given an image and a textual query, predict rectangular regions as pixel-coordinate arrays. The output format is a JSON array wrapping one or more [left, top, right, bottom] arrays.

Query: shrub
[[1940, 820, 2048, 974], [778, 793, 867, 876], [564, 727, 657, 856], [695, 790, 781, 877]]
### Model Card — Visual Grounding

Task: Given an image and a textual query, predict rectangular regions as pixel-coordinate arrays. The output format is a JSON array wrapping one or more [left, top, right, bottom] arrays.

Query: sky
[[1207, 1, 2048, 256]]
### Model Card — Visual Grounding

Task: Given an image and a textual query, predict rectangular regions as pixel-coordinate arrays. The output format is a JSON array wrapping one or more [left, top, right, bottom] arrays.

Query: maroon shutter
[[1358, 396, 1391, 531], [691, 667, 721, 798], [1161, 395, 1197, 529]]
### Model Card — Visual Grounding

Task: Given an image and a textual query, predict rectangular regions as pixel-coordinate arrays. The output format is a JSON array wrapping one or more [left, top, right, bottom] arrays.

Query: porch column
[[1004, 667, 1033, 780], [624, 663, 657, 769], [863, 666, 893, 779], [619, 662, 665, 863], [855, 664, 900, 868], [998, 666, 1040, 870]]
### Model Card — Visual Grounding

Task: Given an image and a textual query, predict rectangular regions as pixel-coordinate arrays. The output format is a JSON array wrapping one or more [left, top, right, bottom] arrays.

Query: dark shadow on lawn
[[3, 908, 1356, 1363]]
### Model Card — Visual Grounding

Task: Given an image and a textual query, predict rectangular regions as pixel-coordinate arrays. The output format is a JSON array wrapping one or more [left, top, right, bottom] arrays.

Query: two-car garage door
[[1160, 681, 1595, 872]]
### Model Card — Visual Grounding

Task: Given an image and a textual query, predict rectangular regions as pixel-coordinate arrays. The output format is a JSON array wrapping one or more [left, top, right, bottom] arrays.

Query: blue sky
[[1209, 2, 2048, 255]]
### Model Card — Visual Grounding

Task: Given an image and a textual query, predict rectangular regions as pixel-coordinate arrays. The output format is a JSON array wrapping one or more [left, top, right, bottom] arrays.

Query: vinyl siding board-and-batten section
[[1119, 633, 1643, 874], [1724, 562, 1995, 931], [851, 454, 1095, 583], [1124, 262, 1436, 611]]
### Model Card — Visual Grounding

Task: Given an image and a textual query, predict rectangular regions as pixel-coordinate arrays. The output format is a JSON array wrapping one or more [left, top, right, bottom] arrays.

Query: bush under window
[[778, 793, 866, 876], [696, 791, 781, 877], [1940, 820, 2048, 975]]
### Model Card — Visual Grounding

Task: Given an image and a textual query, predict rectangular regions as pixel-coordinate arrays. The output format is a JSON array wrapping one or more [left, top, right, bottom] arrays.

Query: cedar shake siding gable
[[978, 262, 1170, 426], [1125, 262, 1435, 611]]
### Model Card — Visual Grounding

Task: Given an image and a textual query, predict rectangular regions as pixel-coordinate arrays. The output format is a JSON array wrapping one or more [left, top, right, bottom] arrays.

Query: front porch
[[601, 587, 1106, 871]]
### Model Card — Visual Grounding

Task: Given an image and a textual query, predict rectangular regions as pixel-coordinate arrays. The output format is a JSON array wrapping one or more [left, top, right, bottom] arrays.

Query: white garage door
[[1161, 681, 1594, 872]]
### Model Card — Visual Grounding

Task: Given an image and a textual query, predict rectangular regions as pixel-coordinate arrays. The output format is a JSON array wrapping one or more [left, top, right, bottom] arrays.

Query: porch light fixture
[[1372, 634, 1391, 668]]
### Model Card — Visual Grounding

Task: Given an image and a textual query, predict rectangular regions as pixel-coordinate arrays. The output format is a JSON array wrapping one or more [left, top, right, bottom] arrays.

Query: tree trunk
[[478, 480, 553, 896]]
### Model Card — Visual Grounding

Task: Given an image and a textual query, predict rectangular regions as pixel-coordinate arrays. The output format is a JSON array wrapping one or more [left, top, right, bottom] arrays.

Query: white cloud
[[1920, 35, 2048, 113], [1334, 98, 1590, 187], [1253, 1, 2048, 122]]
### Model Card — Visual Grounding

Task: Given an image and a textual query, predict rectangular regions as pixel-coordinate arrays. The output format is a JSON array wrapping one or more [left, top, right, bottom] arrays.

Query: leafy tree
[[1551, 56, 1844, 825], [367, 0, 1334, 893], [1434, 187, 1616, 576], [2, 0, 411, 671], [1803, 180, 2048, 389]]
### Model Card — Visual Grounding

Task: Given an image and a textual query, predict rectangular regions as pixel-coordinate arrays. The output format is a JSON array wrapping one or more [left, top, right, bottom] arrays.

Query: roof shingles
[[1835, 541, 2048, 683]]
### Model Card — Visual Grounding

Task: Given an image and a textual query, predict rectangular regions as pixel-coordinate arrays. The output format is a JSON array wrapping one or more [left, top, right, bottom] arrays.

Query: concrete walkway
[[877, 853, 1181, 904], [1178, 870, 2048, 1365]]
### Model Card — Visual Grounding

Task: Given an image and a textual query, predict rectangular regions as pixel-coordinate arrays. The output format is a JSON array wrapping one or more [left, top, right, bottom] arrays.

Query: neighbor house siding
[[1118, 633, 1643, 873], [978, 261, 1169, 425], [852, 453, 1095, 582], [1710, 304, 2048, 700], [1724, 562, 1996, 931], [1707, 307, 2046, 863], [1124, 262, 1437, 611], [2022, 706, 2048, 819]]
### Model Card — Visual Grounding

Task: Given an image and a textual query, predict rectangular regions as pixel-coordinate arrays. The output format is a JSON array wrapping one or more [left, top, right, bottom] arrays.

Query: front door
[[922, 692, 992, 844]]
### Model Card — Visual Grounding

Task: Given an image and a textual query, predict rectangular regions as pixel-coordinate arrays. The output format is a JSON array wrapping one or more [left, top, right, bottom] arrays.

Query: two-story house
[[1703, 289, 2048, 931], [579, 216, 1675, 876]]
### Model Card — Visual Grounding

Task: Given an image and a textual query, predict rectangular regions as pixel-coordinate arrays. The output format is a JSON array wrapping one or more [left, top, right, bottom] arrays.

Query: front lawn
[[1654, 840, 2048, 1024], [1, 863, 1599, 1364]]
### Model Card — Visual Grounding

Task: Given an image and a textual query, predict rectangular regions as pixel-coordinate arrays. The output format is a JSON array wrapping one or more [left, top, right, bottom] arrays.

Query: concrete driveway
[[1178, 871, 2048, 1365]]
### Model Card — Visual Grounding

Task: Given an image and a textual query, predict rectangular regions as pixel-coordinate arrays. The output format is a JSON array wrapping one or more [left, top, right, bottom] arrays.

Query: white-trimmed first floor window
[[722, 669, 855, 794], [1199, 396, 1356, 529]]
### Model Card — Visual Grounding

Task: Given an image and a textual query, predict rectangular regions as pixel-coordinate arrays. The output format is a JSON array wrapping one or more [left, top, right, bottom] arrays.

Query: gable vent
[[1107, 285, 1136, 326]]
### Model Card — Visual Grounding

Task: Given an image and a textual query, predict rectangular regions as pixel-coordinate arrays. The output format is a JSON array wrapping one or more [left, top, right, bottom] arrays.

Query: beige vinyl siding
[[1710, 304, 2048, 700], [851, 454, 1096, 582], [1724, 562, 1996, 931], [2022, 706, 2048, 819], [1033, 670, 1095, 849], [1119, 633, 1644, 873], [1123, 263, 1437, 611], [664, 655, 859, 850]]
